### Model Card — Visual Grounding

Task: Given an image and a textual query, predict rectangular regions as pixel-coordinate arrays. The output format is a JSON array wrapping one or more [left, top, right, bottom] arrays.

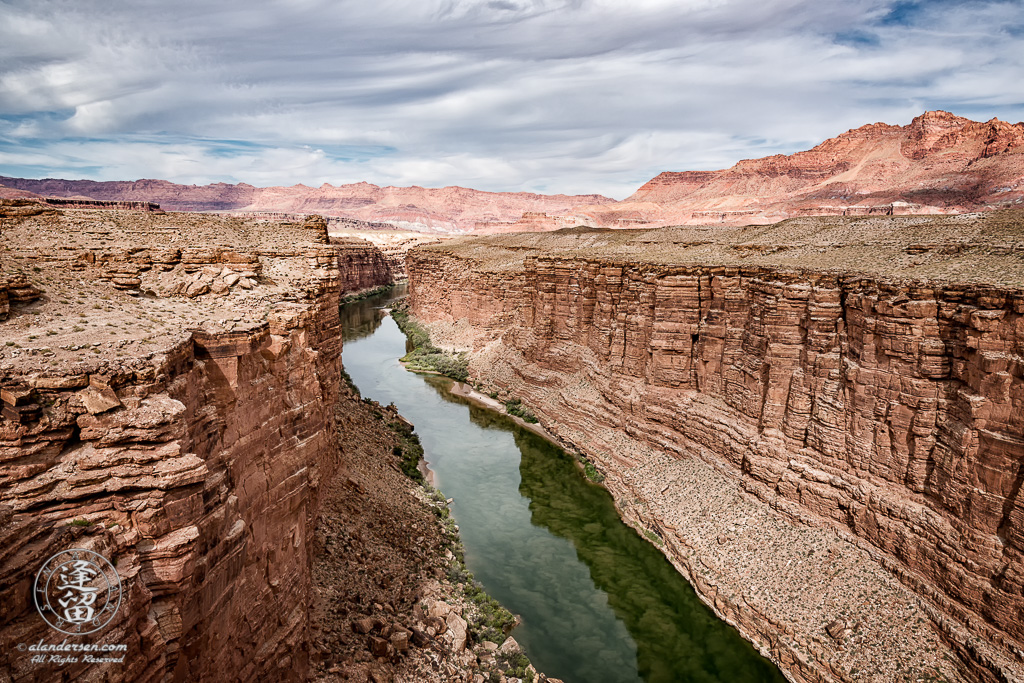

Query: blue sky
[[0, 0, 1022, 199]]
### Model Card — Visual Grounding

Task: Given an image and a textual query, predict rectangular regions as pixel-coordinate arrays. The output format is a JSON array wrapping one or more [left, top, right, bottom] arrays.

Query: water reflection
[[340, 283, 408, 342], [341, 292, 785, 683], [422, 379, 786, 683], [514, 429, 786, 683]]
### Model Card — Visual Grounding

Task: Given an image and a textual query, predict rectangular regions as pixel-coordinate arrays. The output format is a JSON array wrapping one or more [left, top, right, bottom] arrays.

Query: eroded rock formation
[[39, 198, 164, 213], [407, 211, 1024, 683], [4, 111, 1021, 234], [333, 230, 448, 279], [576, 111, 1024, 227], [0, 207, 391, 680], [0, 176, 614, 234]]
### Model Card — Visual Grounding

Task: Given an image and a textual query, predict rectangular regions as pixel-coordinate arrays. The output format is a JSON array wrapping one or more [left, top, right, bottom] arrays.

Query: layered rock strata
[[0, 176, 614, 233], [407, 211, 1024, 683], [0, 207, 391, 680], [332, 230, 448, 280], [4, 111, 1021, 233], [39, 198, 164, 213], [575, 111, 1024, 227]]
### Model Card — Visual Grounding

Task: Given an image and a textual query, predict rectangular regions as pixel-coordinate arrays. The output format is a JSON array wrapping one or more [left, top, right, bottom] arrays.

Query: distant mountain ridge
[[571, 110, 1024, 226], [0, 176, 615, 233], [3, 110, 1022, 231]]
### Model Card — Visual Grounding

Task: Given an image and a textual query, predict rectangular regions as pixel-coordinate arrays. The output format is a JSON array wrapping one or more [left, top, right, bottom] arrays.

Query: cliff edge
[[577, 111, 1024, 227], [408, 210, 1024, 683], [0, 204, 391, 680]]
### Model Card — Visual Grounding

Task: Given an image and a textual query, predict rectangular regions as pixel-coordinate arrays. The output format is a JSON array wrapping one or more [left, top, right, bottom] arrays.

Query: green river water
[[340, 286, 786, 683]]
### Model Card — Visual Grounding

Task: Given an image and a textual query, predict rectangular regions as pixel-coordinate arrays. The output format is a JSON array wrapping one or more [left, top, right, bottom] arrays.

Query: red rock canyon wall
[[407, 237, 1024, 681], [0, 212, 392, 681]]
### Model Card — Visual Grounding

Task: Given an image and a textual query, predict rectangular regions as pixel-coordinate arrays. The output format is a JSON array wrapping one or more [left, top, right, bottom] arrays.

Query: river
[[340, 286, 785, 683]]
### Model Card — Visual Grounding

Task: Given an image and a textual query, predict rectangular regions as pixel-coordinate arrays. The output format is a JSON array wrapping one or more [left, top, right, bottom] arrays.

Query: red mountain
[[0, 177, 614, 233], [3, 111, 1022, 231], [573, 110, 1024, 226]]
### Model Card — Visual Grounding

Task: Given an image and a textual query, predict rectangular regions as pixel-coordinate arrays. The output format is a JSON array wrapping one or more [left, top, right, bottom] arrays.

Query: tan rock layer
[[0, 274, 42, 323], [39, 198, 164, 213], [407, 249, 1024, 682]]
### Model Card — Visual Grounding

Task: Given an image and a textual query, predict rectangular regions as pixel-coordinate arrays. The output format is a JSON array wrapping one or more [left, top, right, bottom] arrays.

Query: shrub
[[392, 303, 470, 381], [387, 421, 425, 483], [580, 457, 605, 483], [463, 579, 516, 644], [501, 652, 532, 678], [504, 398, 538, 423], [340, 366, 360, 397]]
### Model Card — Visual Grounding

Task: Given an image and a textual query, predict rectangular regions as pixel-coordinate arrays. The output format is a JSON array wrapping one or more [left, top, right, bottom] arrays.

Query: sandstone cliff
[[407, 211, 1024, 683], [0, 207, 391, 681], [4, 112, 1021, 234], [577, 111, 1024, 227], [38, 198, 164, 213], [332, 230, 449, 280]]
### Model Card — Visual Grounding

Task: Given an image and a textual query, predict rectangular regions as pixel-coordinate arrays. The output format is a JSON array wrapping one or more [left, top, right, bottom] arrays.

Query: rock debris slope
[[407, 210, 1024, 683]]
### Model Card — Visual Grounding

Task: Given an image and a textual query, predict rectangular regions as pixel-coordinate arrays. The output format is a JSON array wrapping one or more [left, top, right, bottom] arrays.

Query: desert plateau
[[2, 2, 1024, 681], [2, 165, 1024, 683]]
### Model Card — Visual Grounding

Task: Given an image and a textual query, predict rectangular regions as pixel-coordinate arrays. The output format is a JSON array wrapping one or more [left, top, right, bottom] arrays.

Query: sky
[[0, 0, 1022, 200]]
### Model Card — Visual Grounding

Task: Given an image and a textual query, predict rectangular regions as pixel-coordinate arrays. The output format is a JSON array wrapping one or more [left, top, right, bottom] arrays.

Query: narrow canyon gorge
[[406, 212, 1024, 683], [1, 197, 1023, 683], [0, 203, 522, 682]]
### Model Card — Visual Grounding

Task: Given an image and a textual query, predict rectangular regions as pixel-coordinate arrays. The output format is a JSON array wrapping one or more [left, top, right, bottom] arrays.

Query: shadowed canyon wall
[[0, 208, 392, 681], [407, 216, 1024, 682]]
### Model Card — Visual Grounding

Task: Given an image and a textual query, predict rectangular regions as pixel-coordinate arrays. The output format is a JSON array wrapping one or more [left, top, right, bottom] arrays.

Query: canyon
[[406, 210, 1024, 683], [3, 111, 1022, 233], [1, 108, 1023, 683], [0, 202, 533, 683]]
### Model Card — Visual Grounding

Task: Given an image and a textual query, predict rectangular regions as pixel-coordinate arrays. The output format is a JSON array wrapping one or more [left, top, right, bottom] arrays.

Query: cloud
[[0, 0, 1021, 199]]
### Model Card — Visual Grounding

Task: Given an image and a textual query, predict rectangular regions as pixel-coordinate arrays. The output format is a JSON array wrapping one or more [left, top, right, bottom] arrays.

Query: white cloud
[[0, 0, 1021, 199]]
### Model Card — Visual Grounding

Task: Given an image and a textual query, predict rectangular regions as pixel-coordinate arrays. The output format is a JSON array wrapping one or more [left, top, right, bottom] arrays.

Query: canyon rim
[[406, 211, 1024, 682], [0, 108, 1022, 683]]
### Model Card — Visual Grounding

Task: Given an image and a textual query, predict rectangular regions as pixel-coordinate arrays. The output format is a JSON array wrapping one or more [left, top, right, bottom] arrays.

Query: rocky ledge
[[0, 205, 392, 681], [407, 210, 1024, 683]]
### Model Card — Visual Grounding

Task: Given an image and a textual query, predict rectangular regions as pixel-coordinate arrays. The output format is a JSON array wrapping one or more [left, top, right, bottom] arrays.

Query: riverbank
[[314, 385, 549, 683], [325, 289, 554, 683], [391, 300, 469, 381], [445, 382, 607, 486], [448, 382, 557, 444]]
